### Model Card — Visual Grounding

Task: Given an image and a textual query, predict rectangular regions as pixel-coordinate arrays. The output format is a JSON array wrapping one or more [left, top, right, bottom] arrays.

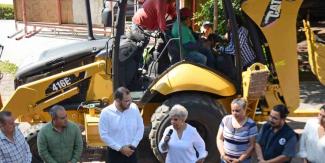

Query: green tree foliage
[[0, 4, 14, 20], [0, 61, 18, 74], [193, 0, 241, 34]]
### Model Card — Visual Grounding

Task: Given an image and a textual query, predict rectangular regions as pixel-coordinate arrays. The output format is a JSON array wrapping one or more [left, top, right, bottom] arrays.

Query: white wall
[[0, 0, 13, 4], [72, 0, 103, 25]]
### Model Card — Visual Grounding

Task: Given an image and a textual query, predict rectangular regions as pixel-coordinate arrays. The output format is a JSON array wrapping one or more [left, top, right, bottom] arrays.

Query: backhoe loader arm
[[242, 0, 302, 111], [0, 61, 106, 118]]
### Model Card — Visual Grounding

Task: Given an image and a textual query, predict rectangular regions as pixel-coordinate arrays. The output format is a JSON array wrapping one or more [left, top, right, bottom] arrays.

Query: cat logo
[[261, 0, 282, 27]]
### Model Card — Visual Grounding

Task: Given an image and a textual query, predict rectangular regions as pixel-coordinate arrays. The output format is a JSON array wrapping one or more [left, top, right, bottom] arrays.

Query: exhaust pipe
[[85, 0, 95, 40]]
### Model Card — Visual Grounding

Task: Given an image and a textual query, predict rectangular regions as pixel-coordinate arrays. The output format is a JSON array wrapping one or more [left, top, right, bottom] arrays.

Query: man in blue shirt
[[255, 105, 298, 163]]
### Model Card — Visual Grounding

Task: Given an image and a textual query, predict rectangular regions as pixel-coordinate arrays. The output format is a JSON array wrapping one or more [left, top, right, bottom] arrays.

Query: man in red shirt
[[129, 0, 176, 70], [132, 0, 176, 32]]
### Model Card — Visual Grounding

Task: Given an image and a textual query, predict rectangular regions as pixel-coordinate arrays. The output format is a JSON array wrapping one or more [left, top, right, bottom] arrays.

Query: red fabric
[[166, 2, 176, 20], [132, 0, 175, 31]]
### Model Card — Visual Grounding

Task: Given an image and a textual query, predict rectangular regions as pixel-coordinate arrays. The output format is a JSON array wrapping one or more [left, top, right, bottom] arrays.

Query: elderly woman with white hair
[[158, 104, 208, 163]]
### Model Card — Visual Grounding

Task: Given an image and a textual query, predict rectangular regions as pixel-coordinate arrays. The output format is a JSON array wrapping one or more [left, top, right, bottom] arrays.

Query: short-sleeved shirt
[[257, 123, 297, 162], [220, 115, 258, 158], [0, 127, 32, 163], [132, 0, 175, 31]]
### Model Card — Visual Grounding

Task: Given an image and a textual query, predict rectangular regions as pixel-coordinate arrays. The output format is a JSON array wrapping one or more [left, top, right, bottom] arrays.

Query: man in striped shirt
[[219, 16, 256, 69]]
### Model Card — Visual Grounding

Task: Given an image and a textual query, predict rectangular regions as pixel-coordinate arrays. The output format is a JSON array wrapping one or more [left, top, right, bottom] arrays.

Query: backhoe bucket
[[303, 19, 325, 85]]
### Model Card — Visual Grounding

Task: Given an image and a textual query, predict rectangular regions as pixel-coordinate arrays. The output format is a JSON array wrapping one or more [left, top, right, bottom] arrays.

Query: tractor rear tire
[[25, 124, 44, 163], [149, 93, 226, 162], [28, 135, 43, 163]]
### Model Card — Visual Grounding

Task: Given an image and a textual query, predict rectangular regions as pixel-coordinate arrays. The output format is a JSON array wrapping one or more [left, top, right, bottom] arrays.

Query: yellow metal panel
[[86, 58, 114, 102], [18, 111, 84, 125], [141, 103, 161, 126], [263, 84, 283, 111], [292, 108, 319, 117], [1, 61, 106, 118], [242, 0, 302, 110], [303, 20, 325, 85], [314, 43, 325, 85], [150, 63, 236, 96], [84, 114, 105, 147], [217, 97, 236, 114], [34, 87, 79, 111]]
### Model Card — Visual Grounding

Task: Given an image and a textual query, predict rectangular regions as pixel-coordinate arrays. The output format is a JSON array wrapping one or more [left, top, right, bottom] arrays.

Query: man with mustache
[[255, 105, 298, 163], [37, 105, 83, 163]]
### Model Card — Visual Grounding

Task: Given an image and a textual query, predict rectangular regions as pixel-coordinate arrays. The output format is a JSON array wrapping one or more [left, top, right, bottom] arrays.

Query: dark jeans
[[198, 47, 217, 69], [183, 41, 217, 69], [107, 147, 137, 163], [185, 51, 207, 65], [215, 53, 236, 81]]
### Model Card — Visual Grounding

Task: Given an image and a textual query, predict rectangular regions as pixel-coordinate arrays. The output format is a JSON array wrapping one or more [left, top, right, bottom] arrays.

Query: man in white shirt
[[99, 87, 144, 163]]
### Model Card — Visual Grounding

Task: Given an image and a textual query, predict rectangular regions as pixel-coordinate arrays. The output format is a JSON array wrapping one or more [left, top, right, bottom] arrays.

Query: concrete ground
[[0, 20, 324, 163], [0, 20, 85, 66]]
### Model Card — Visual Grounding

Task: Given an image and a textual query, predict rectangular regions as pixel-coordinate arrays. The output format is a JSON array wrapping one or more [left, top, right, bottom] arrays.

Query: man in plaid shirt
[[0, 111, 32, 163], [219, 16, 256, 69]]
